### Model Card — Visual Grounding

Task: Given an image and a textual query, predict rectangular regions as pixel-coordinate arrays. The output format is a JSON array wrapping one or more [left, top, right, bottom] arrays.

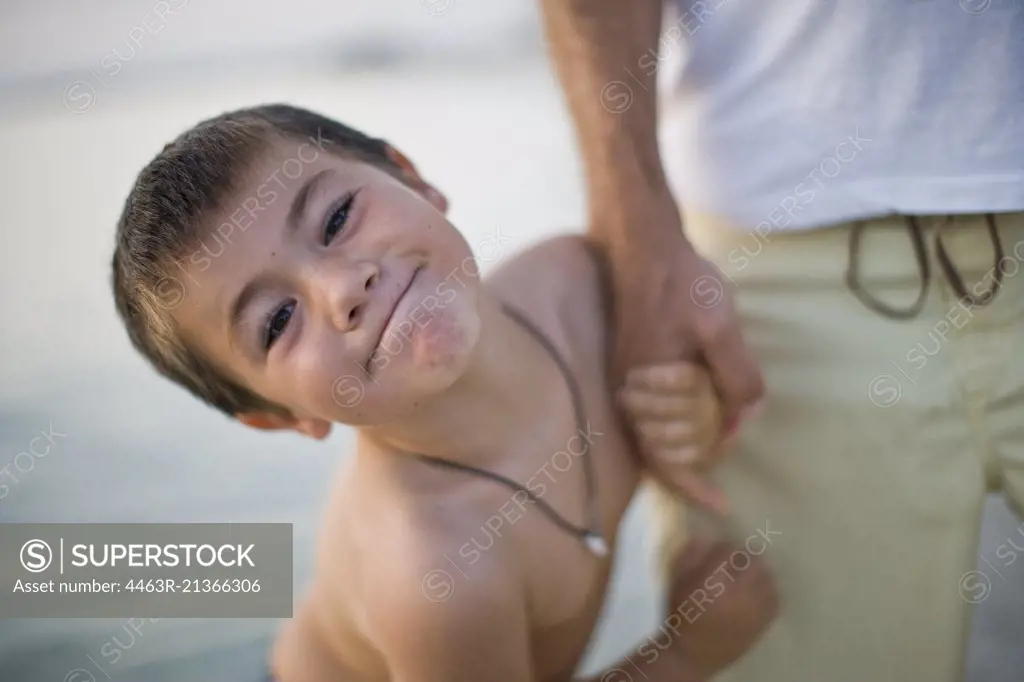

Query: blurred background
[[0, 1, 1020, 681]]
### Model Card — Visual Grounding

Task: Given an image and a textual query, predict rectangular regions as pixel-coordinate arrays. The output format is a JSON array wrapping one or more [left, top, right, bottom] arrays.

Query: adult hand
[[598, 197, 764, 482]]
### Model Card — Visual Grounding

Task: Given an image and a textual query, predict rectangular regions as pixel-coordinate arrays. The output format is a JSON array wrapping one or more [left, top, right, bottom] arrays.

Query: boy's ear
[[235, 412, 332, 440], [384, 144, 449, 214]]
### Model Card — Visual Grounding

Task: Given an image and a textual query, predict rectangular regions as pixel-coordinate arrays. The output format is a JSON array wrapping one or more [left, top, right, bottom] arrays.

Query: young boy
[[111, 104, 777, 682]]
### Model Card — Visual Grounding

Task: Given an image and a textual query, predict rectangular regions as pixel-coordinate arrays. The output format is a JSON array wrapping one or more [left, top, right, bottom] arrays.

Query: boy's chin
[[379, 340, 475, 396], [365, 319, 479, 407], [372, 307, 479, 380]]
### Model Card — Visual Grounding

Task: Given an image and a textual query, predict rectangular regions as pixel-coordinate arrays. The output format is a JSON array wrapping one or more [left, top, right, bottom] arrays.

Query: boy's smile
[[365, 264, 422, 376], [170, 138, 481, 429]]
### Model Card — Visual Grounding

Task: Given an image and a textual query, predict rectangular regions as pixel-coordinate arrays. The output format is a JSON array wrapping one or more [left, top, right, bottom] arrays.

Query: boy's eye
[[323, 191, 357, 245], [262, 300, 295, 351]]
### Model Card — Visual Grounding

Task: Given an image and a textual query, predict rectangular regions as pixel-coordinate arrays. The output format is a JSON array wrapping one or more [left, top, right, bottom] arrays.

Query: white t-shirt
[[658, 0, 1024, 232]]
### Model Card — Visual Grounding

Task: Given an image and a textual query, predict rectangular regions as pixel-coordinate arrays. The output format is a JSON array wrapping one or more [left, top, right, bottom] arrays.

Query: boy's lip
[[364, 266, 422, 374]]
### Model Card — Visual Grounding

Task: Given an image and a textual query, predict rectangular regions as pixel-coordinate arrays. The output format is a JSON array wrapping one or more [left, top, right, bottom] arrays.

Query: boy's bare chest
[[465, 374, 640, 678], [480, 240, 641, 674]]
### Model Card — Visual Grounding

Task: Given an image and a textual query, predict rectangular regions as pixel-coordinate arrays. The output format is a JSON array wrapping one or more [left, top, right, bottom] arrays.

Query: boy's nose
[[324, 261, 379, 332]]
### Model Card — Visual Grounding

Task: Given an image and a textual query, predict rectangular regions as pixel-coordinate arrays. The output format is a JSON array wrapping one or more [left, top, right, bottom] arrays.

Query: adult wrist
[[590, 206, 695, 261]]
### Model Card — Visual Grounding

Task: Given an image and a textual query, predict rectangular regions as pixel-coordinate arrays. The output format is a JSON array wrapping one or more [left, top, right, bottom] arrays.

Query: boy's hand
[[664, 536, 779, 679], [618, 362, 730, 512]]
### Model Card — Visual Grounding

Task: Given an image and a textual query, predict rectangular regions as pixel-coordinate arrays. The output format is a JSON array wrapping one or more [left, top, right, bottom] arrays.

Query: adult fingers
[[699, 315, 764, 441]]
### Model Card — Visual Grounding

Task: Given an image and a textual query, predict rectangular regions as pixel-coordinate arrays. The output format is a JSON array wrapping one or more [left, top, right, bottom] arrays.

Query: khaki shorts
[[648, 212, 1024, 682]]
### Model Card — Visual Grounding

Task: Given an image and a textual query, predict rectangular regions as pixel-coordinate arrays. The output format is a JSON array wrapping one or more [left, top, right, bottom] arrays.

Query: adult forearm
[[538, 0, 679, 249]]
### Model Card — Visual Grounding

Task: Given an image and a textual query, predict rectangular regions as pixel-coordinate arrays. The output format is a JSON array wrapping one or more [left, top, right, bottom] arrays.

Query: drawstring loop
[[846, 216, 931, 319], [933, 214, 1004, 308], [846, 214, 1004, 320]]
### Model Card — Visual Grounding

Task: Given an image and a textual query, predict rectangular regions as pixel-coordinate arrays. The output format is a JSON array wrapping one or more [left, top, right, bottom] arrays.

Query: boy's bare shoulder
[[300, 477, 529, 679], [361, 529, 518, 623], [363, 553, 531, 680], [486, 234, 612, 351], [330, 458, 523, 622], [486, 234, 606, 304], [355, 507, 528, 669]]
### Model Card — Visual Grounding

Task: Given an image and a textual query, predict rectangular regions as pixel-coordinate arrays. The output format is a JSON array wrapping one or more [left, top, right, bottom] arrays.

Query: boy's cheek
[[330, 374, 367, 410]]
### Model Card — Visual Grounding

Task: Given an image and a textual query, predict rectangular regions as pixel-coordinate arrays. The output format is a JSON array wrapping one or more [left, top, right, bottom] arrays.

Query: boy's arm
[[591, 539, 777, 682]]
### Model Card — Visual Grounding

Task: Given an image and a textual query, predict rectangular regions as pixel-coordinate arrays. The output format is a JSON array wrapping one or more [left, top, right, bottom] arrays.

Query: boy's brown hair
[[111, 104, 401, 417]]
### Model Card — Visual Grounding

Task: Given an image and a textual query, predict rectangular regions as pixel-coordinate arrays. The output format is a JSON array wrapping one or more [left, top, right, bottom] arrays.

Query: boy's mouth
[[364, 266, 423, 375]]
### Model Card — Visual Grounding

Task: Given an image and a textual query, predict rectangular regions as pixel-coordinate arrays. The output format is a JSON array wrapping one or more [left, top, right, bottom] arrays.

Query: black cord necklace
[[410, 301, 608, 557]]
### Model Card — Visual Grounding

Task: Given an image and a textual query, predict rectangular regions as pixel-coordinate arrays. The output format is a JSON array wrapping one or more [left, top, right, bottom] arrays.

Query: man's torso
[[662, 0, 1024, 231]]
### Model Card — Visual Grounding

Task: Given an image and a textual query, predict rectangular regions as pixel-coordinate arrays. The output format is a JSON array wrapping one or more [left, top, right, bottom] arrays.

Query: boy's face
[[172, 138, 481, 431]]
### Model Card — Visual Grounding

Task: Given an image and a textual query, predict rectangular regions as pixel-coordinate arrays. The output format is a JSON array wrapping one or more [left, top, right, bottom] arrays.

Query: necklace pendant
[[583, 532, 609, 557]]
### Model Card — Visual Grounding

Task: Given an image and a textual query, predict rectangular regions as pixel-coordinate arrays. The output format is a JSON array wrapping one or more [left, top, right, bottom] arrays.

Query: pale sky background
[[0, 2, 1020, 681]]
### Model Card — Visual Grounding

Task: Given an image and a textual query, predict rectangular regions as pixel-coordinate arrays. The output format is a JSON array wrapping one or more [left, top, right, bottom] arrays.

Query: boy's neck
[[360, 292, 573, 471]]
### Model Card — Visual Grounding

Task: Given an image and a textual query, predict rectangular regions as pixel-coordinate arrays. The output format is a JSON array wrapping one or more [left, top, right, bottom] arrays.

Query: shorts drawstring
[[934, 214, 1005, 308], [846, 214, 1005, 319]]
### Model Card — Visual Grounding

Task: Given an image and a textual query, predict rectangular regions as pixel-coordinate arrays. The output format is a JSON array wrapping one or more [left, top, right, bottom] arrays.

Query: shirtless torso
[[272, 235, 636, 682], [270, 236, 775, 682]]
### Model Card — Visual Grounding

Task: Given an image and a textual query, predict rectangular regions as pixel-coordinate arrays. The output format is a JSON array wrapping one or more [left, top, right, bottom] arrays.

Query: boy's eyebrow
[[287, 168, 335, 236], [228, 277, 264, 345]]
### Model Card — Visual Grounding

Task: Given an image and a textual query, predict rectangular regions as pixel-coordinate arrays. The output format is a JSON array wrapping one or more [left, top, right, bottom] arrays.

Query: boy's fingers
[[624, 408, 719, 455], [626, 362, 706, 393], [656, 445, 700, 465], [637, 420, 698, 447], [618, 388, 695, 418]]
